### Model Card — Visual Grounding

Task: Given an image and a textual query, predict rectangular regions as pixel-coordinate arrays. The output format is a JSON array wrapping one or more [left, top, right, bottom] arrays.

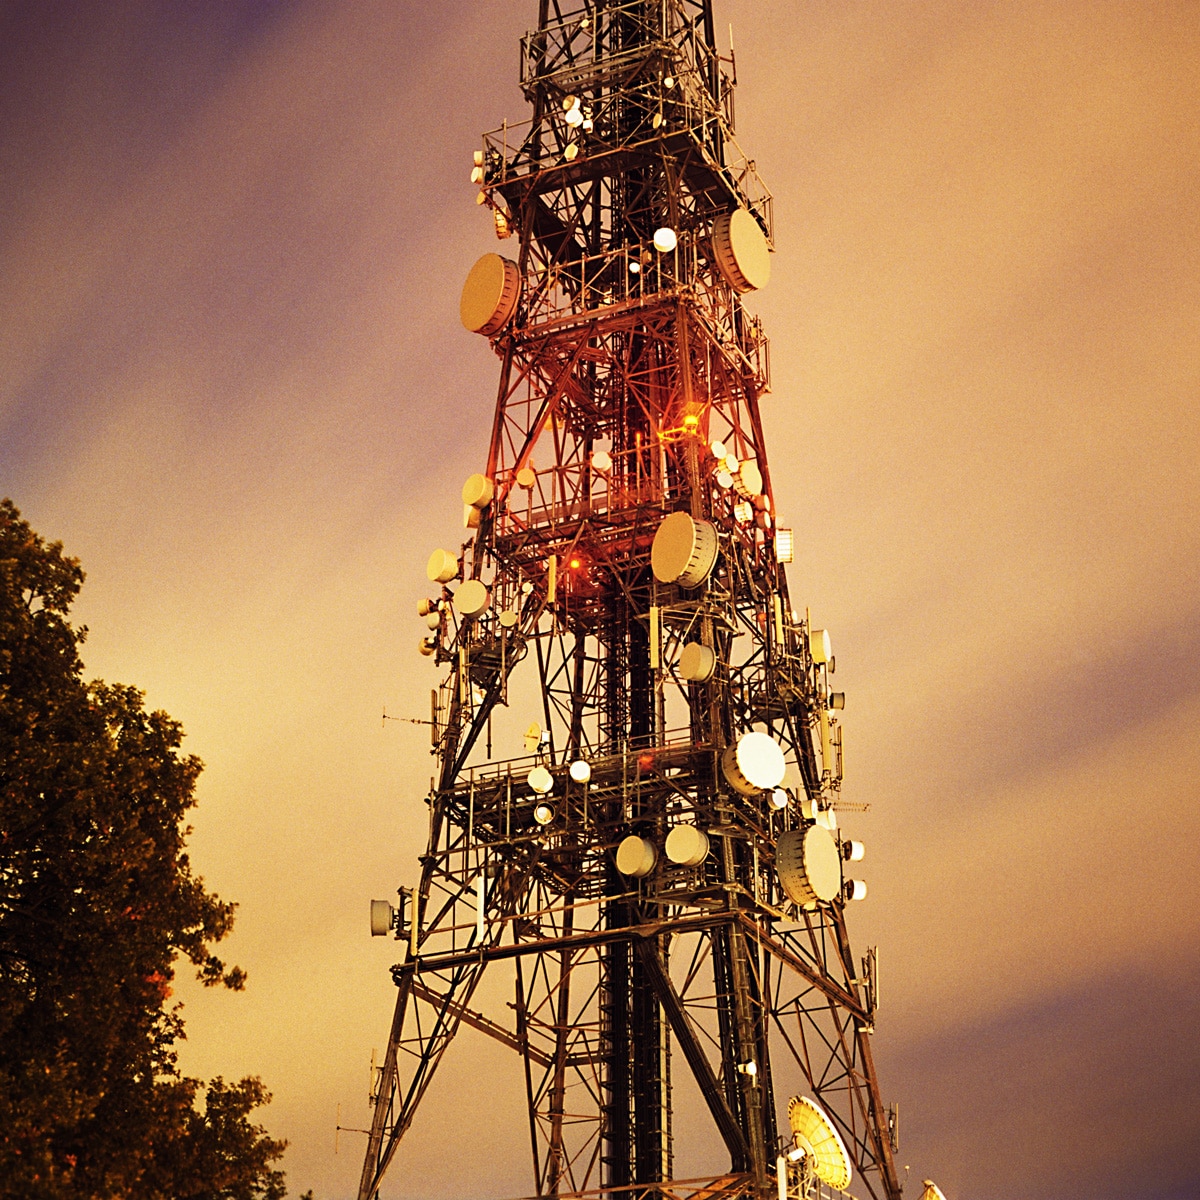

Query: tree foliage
[[0, 499, 287, 1198]]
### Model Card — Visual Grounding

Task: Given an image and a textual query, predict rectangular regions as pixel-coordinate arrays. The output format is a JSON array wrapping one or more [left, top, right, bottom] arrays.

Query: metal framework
[[359, 4, 902, 1200]]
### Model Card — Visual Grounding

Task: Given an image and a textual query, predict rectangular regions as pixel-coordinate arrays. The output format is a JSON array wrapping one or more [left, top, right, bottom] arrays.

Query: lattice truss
[[359, 5, 902, 1200]]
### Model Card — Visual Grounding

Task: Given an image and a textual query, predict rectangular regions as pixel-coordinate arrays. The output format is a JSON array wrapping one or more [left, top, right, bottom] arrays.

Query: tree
[[0, 499, 287, 1198]]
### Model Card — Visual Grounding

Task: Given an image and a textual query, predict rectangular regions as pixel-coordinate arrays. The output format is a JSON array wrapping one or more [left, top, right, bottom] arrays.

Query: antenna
[[356, 5, 903, 1200], [381, 706, 434, 729], [336, 1101, 371, 1155], [787, 1095, 853, 1191]]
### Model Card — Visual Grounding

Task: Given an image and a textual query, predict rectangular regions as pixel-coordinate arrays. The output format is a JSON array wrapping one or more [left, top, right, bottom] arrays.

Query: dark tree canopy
[[0, 499, 288, 1198]]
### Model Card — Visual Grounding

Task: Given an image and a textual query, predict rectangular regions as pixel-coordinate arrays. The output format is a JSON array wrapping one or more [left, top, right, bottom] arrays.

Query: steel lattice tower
[[359, 4, 902, 1200]]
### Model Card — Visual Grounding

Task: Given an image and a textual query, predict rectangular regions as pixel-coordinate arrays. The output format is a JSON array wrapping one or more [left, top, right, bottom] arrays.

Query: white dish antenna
[[453, 579, 490, 617], [426, 548, 458, 584], [527, 765, 554, 795], [651, 511, 718, 588], [776, 825, 842, 905], [615, 834, 657, 878], [679, 641, 716, 682], [721, 731, 786, 795], [369, 899, 394, 937], [460, 253, 521, 336], [462, 473, 495, 509], [664, 823, 710, 866], [732, 458, 762, 500], [787, 1095, 852, 1191], [809, 627, 832, 664], [712, 207, 771, 293]]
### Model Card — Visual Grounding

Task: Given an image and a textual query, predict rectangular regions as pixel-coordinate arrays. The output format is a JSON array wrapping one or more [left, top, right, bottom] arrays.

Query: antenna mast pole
[[359, 4, 902, 1200]]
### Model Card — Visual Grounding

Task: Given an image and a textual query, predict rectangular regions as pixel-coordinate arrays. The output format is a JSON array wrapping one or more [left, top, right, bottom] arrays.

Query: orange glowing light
[[569, 558, 582, 569]]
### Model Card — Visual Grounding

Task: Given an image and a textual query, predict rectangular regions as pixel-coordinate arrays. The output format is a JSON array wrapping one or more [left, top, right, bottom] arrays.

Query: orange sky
[[2, 2, 1198, 1197]]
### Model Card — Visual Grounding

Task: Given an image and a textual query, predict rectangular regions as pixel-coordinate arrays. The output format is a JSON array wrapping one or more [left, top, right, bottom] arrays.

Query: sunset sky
[[2, 2, 1198, 1197]]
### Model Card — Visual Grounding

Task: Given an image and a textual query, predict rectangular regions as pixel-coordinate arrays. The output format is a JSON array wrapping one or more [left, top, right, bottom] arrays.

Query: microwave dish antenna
[[787, 1095, 852, 1191]]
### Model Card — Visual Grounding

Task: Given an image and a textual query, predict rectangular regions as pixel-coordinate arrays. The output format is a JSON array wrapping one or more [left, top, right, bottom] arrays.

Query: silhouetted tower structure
[[360, 5, 902, 1200]]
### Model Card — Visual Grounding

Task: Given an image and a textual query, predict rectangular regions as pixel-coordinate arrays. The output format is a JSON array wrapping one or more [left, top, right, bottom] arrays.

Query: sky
[[2, 1, 1199, 1197]]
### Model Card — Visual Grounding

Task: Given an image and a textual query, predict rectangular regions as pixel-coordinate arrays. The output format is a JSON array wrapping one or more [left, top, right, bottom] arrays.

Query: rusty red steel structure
[[359, 4, 903, 1200]]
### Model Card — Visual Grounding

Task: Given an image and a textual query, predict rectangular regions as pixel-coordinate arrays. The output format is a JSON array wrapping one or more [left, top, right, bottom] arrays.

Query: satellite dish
[[787, 1095, 851, 1191], [523, 722, 542, 752]]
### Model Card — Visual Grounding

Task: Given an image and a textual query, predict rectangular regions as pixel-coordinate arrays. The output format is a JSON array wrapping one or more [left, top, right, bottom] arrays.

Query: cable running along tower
[[361, 4, 902, 1200]]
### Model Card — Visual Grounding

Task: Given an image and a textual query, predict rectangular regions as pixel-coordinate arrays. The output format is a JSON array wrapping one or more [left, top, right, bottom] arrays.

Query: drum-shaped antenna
[[664, 824, 710, 866], [460, 253, 521, 335], [776, 825, 842, 904], [453, 579, 490, 617], [679, 642, 716, 682], [616, 835, 657, 878], [527, 765, 554, 795], [369, 900, 394, 937], [712, 208, 771, 293], [651, 511, 718, 588], [426, 548, 459, 584], [721, 731, 786, 795]]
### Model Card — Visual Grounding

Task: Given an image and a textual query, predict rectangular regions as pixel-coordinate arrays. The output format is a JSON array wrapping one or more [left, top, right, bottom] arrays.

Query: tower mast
[[360, 5, 902, 1200]]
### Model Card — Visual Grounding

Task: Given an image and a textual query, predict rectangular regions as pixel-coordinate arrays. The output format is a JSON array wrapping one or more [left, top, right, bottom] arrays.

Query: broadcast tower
[[360, 5, 902, 1199]]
